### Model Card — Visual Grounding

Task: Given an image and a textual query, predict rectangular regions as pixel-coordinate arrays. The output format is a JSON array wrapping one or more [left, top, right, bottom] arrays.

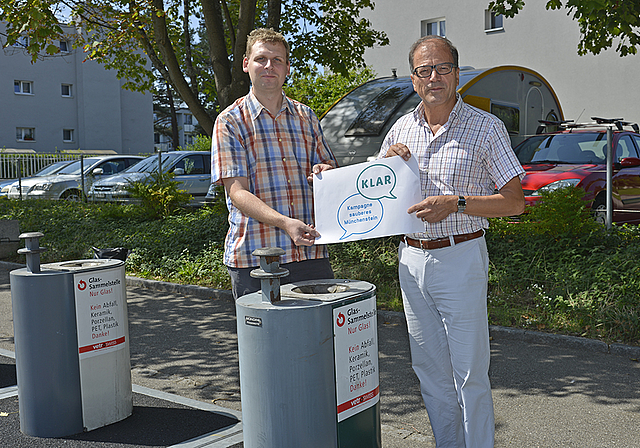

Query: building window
[[16, 127, 35, 141], [14, 80, 33, 95], [61, 84, 73, 97], [421, 18, 446, 37], [63, 129, 74, 142], [59, 40, 69, 52], [183, 113, 195, 133], [485, 10, 504, 32]]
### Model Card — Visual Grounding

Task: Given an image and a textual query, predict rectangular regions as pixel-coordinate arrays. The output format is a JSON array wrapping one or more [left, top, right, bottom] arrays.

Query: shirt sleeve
[[211, 112, 248, 185], [378, 122, 398, 159], [309, 109, 337, 168], [485, 118, 525, 190]]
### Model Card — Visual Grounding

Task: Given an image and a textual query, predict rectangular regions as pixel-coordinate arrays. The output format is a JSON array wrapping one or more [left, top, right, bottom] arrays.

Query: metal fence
[[1, 153, 84, 179]]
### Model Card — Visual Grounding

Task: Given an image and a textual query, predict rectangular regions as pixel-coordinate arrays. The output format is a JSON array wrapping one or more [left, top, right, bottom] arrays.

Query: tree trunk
[[152, 0, 214, 135], [227, 0, 256, 104], [166, 83, 180, 149], [266, 0, 281, 31], [183, 0, 199, 97], [202, 0, 249, 110]]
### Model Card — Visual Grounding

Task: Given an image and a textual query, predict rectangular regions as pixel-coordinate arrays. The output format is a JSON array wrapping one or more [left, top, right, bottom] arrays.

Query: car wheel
[[592, 197, 606, 224], [61, 190, 83, 201]]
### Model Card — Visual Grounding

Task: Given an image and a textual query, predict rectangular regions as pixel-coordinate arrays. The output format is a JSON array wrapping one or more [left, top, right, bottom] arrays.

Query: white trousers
[[399, 237, 494, 448]]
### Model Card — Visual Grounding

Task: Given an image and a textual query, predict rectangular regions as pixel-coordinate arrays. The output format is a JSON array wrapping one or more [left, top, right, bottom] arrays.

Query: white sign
[[314, 156, 424, 244], [74, 268, 127, 359], [333, 297, 379, 422]]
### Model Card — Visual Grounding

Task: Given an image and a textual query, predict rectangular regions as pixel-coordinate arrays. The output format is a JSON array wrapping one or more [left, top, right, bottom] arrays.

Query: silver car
[[1, 160, 75, 197], [8, 155, 144, 200], [87, 151, 211, 204]]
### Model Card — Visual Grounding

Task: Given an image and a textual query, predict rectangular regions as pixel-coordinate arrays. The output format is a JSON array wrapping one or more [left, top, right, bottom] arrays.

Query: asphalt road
[[1, 261, 640, 447]]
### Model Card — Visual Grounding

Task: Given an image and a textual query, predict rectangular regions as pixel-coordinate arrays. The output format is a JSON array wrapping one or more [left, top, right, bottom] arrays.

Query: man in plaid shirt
[[211, 28, 337, 300], [380, 36, 525, 447]]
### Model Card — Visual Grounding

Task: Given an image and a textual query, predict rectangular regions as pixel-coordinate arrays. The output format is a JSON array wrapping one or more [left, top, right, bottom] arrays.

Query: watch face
[[457, 196, 466, 212]]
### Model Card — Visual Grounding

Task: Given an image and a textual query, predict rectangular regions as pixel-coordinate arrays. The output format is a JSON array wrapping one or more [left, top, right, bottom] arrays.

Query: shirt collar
[[247, 89, 293, 120], [450, 93, 464, 124], [412, 93, 464, 128]]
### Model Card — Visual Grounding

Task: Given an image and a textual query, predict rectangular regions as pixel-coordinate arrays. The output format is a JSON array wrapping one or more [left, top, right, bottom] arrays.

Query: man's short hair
[[245, 28, 290, 62], [409, 35, 459, 71]]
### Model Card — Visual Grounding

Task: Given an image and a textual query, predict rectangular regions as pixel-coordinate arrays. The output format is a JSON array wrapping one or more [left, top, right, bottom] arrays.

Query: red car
[[513, 119, 640, 224]]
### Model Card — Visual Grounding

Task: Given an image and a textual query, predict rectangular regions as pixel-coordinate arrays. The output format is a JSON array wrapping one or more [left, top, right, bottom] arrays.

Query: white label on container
[[333, 296, 379, 422], [74, 267, 126, 359]]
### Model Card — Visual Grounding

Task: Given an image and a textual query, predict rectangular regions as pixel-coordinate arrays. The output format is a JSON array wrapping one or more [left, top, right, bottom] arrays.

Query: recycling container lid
[[42, 258, 124, 273], [280, 278, 375, 303]]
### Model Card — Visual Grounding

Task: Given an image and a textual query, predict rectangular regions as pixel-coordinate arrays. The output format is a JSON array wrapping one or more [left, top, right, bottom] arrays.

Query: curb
[[489, 325, 609, 352], [488, 325, 640, 359], [0, 261, 24, 270], [2, 261, 639, 359], [0, 261, 235, 302], [125, 276, 234, 302], [376, 312, 640, 359]]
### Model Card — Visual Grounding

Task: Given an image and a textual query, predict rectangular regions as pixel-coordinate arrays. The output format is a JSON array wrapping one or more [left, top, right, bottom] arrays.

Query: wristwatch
[[457, 195, 466, 213]]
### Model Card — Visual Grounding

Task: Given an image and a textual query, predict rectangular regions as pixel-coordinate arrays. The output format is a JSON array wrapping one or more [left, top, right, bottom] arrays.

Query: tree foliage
[[489, 0, 640, 56], [0, 0, 388, 136], [126, 171, 192, 219], [284, 65, 376, 117]]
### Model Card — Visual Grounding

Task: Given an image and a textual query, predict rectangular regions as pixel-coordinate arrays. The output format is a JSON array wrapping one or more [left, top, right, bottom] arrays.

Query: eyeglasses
[[412, 62, 457, 78]]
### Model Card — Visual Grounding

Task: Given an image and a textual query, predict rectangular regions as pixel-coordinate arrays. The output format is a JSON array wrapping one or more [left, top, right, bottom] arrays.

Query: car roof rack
[[590, 117, 640, 133], [535, 119, 574, 134], [538, 117, 639, 133]]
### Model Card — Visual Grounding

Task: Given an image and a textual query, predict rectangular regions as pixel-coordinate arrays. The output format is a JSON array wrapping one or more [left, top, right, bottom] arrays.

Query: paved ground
[[1, 261, 640, 447]]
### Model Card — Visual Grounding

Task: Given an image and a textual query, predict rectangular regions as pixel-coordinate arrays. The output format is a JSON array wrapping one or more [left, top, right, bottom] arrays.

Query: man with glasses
[[380, 35, 525, 447], [212, 28, 336, 300]]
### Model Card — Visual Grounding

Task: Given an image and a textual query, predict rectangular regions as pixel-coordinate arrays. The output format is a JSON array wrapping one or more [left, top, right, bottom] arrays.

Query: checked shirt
[[212, 90, 336, 268], [379, 94, 525, 239]]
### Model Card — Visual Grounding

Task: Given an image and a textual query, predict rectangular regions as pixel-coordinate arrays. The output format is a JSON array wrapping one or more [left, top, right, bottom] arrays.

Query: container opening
[[58, 261, 105, 268], [291, 284, 350, 295]]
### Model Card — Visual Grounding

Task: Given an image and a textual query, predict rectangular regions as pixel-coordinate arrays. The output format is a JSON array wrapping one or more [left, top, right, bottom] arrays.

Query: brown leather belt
[[403, 229, 484, 250]]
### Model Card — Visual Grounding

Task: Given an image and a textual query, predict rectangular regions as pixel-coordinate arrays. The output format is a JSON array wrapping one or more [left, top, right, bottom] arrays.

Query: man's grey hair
[[409, 35, 459, 71]]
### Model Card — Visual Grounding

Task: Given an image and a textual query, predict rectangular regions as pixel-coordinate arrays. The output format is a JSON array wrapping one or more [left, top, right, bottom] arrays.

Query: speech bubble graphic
[[356, 164, 397, 200], [337, 193, 384, 240]]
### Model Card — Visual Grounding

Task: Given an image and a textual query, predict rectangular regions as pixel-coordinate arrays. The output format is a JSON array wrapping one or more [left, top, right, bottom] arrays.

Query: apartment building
[[154, 108, 200, 152], [1, 21, 153, 154], [360, 1, 639, 126]]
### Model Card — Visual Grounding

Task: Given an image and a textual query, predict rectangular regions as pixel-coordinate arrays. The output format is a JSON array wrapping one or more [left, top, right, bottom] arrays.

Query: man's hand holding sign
[[313, 156, 424, 244]]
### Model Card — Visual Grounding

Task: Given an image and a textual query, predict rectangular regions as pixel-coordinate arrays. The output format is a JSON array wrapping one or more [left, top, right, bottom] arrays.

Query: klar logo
[[77, 280, 87, 291], [336, 312, 346, 327]]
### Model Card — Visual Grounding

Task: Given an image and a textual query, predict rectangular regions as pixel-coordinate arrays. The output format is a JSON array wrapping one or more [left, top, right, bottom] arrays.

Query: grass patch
[[328, 236, 403, 311], [0, 198, 231, 289]]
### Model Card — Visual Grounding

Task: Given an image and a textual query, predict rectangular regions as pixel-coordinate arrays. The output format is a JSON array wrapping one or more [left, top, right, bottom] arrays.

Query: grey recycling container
[[236, 278, 381, 448], [10, 257, 132, 437]]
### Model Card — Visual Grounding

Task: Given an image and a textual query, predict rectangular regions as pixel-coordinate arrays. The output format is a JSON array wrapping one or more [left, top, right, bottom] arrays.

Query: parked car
[[0, 180, 14, 197], [513, 118, 640, 224], [204, 183, 223, 204], [0, 160, 75, 197], [7, 155, 144, 200], [87, 151, 211, 204]]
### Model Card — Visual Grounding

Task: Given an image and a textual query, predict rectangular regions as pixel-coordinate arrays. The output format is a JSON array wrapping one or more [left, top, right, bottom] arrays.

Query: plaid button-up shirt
[[212, 90, 337, 268], [379, 95, 525, 239]]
